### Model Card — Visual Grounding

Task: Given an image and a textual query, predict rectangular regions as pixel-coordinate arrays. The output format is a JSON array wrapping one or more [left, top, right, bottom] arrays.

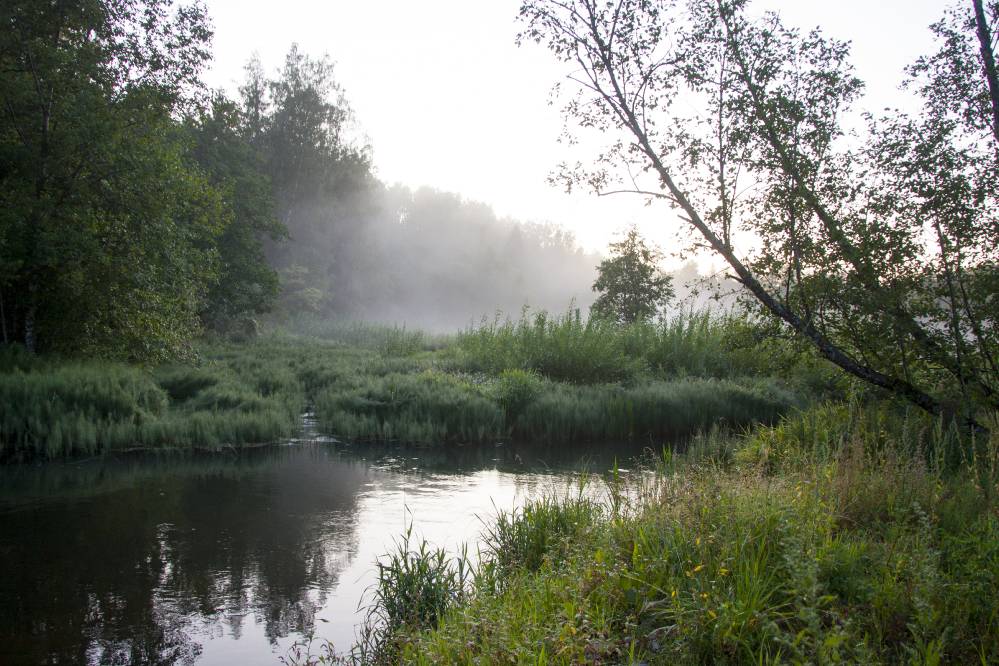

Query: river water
[[0, 424, 650, 665]]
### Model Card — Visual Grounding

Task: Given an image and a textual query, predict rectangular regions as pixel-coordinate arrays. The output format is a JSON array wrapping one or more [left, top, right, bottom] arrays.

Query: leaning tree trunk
[[973, 0, 999, 142]]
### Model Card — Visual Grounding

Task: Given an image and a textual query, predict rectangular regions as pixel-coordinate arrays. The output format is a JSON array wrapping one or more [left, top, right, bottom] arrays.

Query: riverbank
[[350, 403, 999, 665], [0, 312, 832, 462]]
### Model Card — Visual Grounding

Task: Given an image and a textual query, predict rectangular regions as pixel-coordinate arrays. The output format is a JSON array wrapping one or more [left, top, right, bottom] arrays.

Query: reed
[[452, 308, 833, 386], [384, 403, 999, 665]]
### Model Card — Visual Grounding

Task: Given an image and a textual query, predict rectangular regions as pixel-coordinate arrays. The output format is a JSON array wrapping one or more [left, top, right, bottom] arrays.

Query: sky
[[202, 0, 951, 261]]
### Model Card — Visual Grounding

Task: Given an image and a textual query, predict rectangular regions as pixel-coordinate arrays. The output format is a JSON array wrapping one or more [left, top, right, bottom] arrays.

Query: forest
[[0, 3, 602, 357], [1, 0, 998, 665]]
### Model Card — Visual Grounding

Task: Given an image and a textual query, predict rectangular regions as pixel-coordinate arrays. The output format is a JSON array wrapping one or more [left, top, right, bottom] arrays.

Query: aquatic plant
[[386, 403, 999, 664]]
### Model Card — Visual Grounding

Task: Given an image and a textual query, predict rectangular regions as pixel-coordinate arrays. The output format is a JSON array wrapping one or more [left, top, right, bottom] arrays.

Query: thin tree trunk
[[973, 0, 999, 142], [24, 281, 37, 354], [579, 1, 958, 425], [0, 286, 7, 345]]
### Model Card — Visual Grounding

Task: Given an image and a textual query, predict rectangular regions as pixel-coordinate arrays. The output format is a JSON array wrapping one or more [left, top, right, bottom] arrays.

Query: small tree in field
[[591, 227, 674, 324]]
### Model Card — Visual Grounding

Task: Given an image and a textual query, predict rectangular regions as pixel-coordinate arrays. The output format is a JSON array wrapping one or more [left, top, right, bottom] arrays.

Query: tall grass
[[1, 310, 825, 459], [453, 308, 839, 388], [480, 488, 602, 583], [382, 403, 999, 664], [315, 370, 504, 444], [281, 317, 450, 355], [0, 343, 306, 461], [511, 377, 800, 444], [456, 308, 642, 383], [313, 370, 800, 446], [354, 524, 474, 664]]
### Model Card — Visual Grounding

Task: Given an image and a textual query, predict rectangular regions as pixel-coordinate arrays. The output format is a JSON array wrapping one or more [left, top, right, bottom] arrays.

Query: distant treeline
[[0, 1, 598, 360]]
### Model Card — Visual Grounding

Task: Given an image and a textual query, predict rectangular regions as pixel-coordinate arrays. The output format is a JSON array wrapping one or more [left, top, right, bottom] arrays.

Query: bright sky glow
[[203, 0, 950, 260]]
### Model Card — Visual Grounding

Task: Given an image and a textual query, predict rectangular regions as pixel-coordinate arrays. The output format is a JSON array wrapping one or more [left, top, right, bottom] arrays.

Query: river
[[0, 422, 650, 665]]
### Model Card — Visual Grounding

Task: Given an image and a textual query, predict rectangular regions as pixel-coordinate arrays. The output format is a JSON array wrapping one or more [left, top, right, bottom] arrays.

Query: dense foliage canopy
[[0, 0, 599, 359]]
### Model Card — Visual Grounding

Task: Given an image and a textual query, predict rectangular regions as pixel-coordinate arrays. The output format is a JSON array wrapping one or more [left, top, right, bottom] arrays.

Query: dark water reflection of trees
[[0, 446, 367, 664], [0, 440, 649, 664]]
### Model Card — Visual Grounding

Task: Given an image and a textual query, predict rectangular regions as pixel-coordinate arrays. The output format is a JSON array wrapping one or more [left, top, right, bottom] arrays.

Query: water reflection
[[0, 439, 648, 665]]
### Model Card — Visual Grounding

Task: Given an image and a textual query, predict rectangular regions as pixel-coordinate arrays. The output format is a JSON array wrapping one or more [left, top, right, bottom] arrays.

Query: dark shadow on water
[[0, 439, 652, 664]]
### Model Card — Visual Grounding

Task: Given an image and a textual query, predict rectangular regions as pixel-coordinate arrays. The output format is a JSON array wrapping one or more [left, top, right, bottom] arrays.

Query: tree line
[[0, 0, 599, 360]]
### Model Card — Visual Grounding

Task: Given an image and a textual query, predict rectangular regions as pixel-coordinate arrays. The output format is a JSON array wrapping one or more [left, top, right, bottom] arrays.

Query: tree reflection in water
[[0, 445, 366, 664], [0, 438, 645, 664]]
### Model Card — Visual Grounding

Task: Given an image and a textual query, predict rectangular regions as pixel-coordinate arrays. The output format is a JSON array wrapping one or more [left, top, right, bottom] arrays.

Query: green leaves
[[0, 0, 221, 360], [520, 0, 999, 424], [591, 227, 674, 325]]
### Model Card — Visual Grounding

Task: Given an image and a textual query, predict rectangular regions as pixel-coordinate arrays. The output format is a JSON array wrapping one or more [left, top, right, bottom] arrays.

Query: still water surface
[[0, 426, 649, 665]]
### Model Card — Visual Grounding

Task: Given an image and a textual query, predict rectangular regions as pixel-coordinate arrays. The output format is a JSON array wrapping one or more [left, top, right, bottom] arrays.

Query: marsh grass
[[313, 371, 801, 446], [480, 487, 602, 583], [2, 311, 815, 459], [0, 342, 307, 461], [352, 523, 475, 664], [2, 311, 821, 459], [454, 309, 841, 390], [378, 403, 999, 665], [283, 318, 451, 355]]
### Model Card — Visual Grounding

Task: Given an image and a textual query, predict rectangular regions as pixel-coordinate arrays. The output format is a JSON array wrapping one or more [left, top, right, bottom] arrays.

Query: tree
[[187, 94, 285, 331], [518, 0, 999, 426], [0, 0, 221, 360], [240, 46, 375, 317], [591, 226, 673, 324]]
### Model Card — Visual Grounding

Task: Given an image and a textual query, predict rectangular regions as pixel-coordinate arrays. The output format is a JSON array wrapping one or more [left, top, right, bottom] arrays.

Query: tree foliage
[[0, 0, 292, 359], [239, 46, 375, 317], [186, 95, 285, 331], [518, 0, 999, 424], [0, 0, 220, 359], [591, 226, 673, 324]]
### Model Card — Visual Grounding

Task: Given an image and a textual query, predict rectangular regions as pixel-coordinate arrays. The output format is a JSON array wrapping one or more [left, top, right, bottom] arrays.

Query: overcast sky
[[203, 0, 950, 261]]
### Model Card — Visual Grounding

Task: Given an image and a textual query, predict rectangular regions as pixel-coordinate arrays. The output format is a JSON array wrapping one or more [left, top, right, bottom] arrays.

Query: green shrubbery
[[0, 312, 823, 458], [375, 403, 999, 665], [453, 309, 839, 389], [312, 370, 800, 446]]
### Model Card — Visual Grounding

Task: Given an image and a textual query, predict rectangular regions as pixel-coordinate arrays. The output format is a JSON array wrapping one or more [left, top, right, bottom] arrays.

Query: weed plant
[[313, 372, 800, 446], [0, 341, 307, 461], [371, 403, 999, 665], [356, 524, 474, 664], [1, 311, 823, 459]]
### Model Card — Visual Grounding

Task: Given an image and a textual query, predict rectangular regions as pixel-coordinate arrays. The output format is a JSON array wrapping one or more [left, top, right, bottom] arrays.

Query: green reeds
[[481, 488, 602, 582], [1, 310, 822, 459], [359, 524, 473, 663], [315, 370, 504, 444], [453, 308, 821, 385], [386, 403, 999, 664], [313, 372, 800, 446], [510, 377, 800, 444], [0, 344, 306, 461]]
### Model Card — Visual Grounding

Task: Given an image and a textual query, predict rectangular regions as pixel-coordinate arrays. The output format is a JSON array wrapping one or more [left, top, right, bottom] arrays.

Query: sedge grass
[[366, 402, 999, 665]]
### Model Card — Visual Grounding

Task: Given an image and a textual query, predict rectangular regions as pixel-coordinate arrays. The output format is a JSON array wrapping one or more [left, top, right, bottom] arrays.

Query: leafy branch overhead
[[518, 0, 999, 425]]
